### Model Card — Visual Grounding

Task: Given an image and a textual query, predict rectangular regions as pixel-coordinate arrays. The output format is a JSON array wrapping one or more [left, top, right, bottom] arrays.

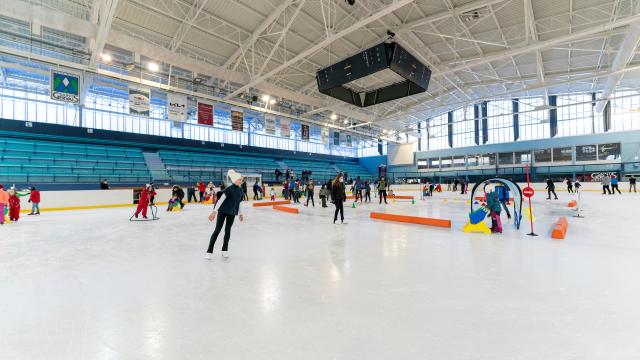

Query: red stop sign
[[523, 186, 535, 198]]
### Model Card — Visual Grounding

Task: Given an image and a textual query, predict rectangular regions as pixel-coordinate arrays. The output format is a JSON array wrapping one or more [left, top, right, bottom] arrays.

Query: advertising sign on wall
[[129, 87, 150, 116], [50, 70, 81, 104], [168, 93, 188, 122], [197, 102, 214, 125]]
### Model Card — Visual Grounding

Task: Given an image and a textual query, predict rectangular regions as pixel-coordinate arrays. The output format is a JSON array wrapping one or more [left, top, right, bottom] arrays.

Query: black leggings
[[378, 190, 387, 204], [199, 191, 205, 202], [547, 189, 558, 199], [207, 212, 236, 252], [334, 200, 344, 223], [612, 184, 622, 194], [365, 191, 371, 202], [306, 191, 314, 206]]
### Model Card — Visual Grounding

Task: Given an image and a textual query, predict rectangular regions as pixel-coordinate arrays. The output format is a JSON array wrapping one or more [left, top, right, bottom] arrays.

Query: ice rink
[[2, 190, 640, 359]]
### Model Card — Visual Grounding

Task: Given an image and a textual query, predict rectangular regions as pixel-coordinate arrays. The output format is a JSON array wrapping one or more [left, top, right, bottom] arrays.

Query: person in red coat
[[134, 184, 156, 219], [197, 181, 207, 202], [28, 187, 41, 215], [8, 189, 20, 221]]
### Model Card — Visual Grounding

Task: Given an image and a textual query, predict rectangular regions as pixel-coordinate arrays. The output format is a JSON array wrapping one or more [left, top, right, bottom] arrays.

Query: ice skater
[[319, 184, 330, 208], [377, 176, 388, 204], [565, 177, 574, 193], [364, 181, 372, 202], [8, 189, 20, 222], [630, 175, 637, 193], [485, 185, 502, 234], [545, 177, 558, 200], [331, 173, 347, 224], [28, 186, 40, 215], [134, 184, 156, 219], [206, 170, 245, 259], [0, 184, 8, 225], [305, 178, 315, 207], [601, 175, 612, 194], [611, 175, 622, 194]]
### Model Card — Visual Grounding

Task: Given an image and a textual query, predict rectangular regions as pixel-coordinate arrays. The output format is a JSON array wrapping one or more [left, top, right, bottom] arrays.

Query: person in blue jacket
[[206, 169, 245, 260], [611, 175, 622, 194]]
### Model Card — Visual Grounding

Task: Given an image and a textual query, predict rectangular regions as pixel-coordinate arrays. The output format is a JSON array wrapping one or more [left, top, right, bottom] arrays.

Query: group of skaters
[[542, 174, 636, 200], [599, 174, 635, 195], [423, 179, 469, 198], [0, 184, 41, 224]]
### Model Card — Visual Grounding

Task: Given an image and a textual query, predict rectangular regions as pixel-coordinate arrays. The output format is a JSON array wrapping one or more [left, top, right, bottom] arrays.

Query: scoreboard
[[316, 43, 387, 92], [315, 42, 431, 108]]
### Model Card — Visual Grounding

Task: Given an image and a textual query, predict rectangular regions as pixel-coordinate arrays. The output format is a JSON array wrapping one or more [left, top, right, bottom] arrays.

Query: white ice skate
[[205, 253, 212, 260], [222, 251, 229, 258]]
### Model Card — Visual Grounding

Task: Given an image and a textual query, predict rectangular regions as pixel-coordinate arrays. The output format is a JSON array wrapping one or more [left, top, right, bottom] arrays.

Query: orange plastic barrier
[[253, 200, 291, 207], [567, 200, 577, 208], [388, 195, 414, 200], [370, 212, 451, 228], [273, 205, 299, 214], [551, 217, 569, 239], [346, 195, 355, 200]]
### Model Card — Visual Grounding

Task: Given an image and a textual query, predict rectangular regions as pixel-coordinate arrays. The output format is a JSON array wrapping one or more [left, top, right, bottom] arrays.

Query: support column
[[481, 101, 488, 144], [549, 95, 558, 137], [417, 121, 422, 151], [474, 104, 480, 145], [447, 111, 453, 148], [604, 100, 612, 131], [512, 98, 519, 141]]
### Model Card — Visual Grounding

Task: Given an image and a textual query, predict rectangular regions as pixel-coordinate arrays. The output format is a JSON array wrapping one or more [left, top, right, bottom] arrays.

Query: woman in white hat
[[206, 169, 245, 259]]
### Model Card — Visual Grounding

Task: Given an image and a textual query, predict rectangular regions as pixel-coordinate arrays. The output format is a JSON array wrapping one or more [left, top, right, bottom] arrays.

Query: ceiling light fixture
[[262, 94, 270, 102], [147, 62, 159, 72], [100, 53, 112, 63], [330, 113, 338, 120]]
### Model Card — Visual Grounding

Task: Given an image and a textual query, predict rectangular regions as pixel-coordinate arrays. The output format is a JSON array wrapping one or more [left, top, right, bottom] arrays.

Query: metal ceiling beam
[[595, 0, 640, 112], [88, 0, 120, 68], [222, 0, 296, 69], [384, 63, 640, 125], [224, 0, 417, 100], [401, 0, 508, 29], [437, 13, 640, 77], [254, 0, 307, 78], [169, 0, 211, 51]]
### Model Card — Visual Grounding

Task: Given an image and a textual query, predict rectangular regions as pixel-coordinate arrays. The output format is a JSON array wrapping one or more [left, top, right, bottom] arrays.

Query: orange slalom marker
[[253, 200, 291, 207], [370, 212, 451, 228], [567, 200, 577, 208], [273, 205, 299, 214], [551, 217, 569, 239]]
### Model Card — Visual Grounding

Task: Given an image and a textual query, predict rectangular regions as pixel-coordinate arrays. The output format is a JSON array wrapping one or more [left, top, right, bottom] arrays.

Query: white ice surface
[[1, 191, 640, 359]]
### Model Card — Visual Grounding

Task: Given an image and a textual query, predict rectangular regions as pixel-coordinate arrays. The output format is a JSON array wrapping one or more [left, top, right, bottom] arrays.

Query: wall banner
[[321, 127, 329, 144], [168, 93, 188, 122], [265, 115, 276, 135], [281, 118, 291, 138], [231, 110, 244, 131], [301, 124, 310, 140], [197, 102, 214, 125], [50, 70, 81, 104], [129, 87, 150, 116]]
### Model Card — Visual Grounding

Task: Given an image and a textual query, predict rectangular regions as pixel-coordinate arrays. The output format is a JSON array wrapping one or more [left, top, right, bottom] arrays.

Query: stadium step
[[142, 151, 171, 182]]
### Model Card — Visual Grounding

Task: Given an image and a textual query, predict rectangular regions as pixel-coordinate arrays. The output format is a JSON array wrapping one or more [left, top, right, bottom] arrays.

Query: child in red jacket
[[8, 189, 20, 221], [134, 184, 156, 219], [28, 186, 41, 215]]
